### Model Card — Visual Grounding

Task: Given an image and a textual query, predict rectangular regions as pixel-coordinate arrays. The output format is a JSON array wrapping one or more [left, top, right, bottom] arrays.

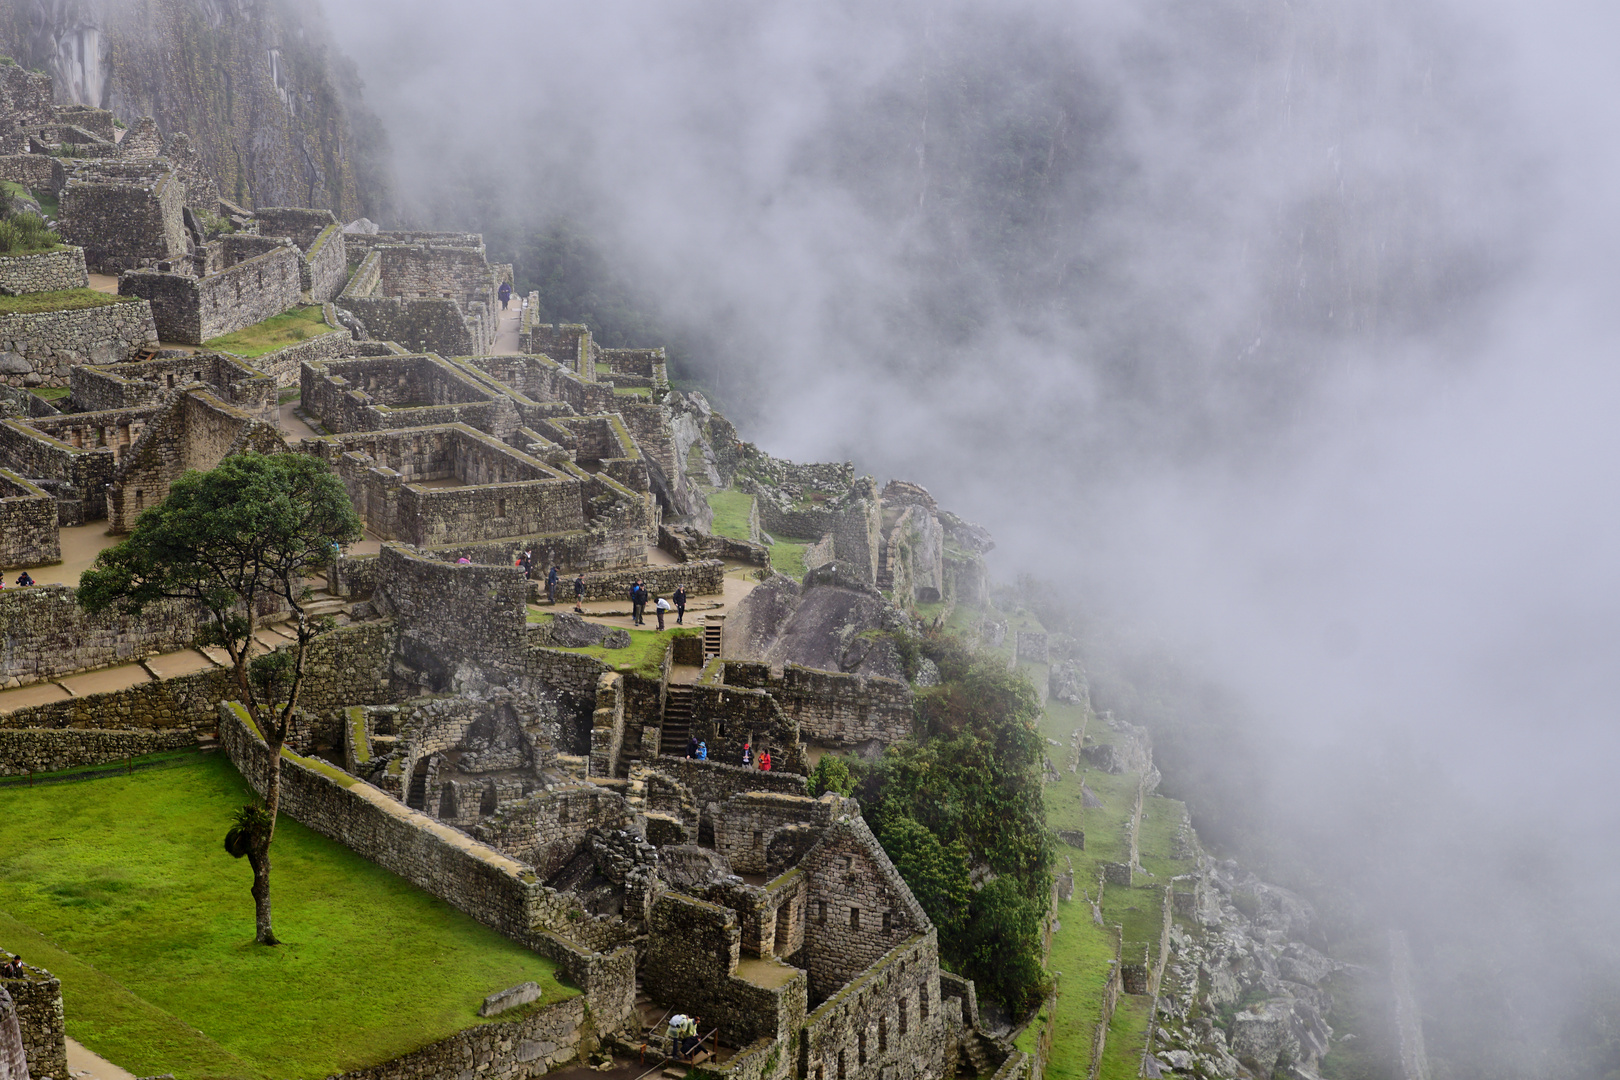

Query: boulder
[[479, 980, 541, 1017], [0, 354, 31, 375], [1230, 999, 1301, 1075], [601, 628, 632, 649], [343, 217, 381, 234], [547, 611, 608, 647]]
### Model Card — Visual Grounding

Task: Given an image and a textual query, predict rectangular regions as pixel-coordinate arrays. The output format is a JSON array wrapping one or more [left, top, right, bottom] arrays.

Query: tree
[[79, 451, 362, 945]]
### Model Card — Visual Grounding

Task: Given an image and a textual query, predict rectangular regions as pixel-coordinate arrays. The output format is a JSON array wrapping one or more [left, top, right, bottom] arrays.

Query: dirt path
[[86, 273, 119, 295], [277, 400, 320, 441], [17, 524, 121, 588]]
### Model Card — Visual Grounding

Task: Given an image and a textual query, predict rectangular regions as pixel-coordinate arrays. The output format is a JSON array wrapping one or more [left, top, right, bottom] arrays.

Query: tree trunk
[[246, 843, 279, 946]]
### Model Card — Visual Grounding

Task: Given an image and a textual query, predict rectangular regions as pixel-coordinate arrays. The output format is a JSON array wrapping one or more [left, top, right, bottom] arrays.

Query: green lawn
[[203, 306, 331, 359], [1099, 993, 1153, 1079], [769, 538, 812, 580], [0, 752, 573, 1080], [706, 489, 754, 540], [29, 385, 70, 402], [0, 289, 137, 314]]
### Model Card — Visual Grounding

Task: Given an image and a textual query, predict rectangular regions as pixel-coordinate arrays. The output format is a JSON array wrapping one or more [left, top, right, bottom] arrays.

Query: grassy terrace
[[702, 487, 813, 579], [0, 752, 573, 1080], [203, 305, 330, 359], [530, 611, 695, 679], [998, 614, 1196, 1080], [0, 289, 137, 314]]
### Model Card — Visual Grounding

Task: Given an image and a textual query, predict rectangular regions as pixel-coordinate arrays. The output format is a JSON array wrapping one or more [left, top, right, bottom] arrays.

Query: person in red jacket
[[758, 749, 772, 772]]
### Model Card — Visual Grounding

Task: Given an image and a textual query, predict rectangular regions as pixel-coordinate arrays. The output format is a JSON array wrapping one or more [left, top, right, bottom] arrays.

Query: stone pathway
[[492, 296, 523, 355], [530, 562, 760, 635], [277, 400, 321, 441], [86, 273, 119, 295], [66, 1037, 137, 1080]]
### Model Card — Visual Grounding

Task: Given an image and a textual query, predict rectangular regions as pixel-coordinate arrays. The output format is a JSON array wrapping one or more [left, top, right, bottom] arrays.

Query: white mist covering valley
[[323, 0, 1620, 1075]]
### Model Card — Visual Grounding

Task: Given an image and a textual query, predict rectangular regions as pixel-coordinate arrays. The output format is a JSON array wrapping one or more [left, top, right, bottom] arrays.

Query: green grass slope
[[0, 751, 573, 1080]]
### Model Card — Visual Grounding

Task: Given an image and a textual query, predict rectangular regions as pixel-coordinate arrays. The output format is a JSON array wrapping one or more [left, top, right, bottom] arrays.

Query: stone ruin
[[0, 58, 1019, 1080]]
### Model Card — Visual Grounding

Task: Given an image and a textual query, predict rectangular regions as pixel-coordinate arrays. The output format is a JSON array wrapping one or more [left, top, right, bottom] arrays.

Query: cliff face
[[0, 0, 389, 220]]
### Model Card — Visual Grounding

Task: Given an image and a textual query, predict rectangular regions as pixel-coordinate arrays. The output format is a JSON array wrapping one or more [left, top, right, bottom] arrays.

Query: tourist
[[686, 734, 699, 758], [573, 573, 586, 613], [673, 585, 687, 624], [13, 571, 30, 587], [456, 556, 471, 565], [655, 593, 671, 630], [523, 549, 535, 580], [546, 565, 560, 605], [0, 955, 21, 977], [741, 743, 752, 767], [758, 749, 772, 772], [498, 280, 513, 311], [629, 580, 646, 625], [696, 740, 708, 760]]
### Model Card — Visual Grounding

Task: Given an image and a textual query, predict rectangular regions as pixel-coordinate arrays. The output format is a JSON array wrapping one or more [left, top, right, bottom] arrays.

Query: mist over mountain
[[325, 0, 1620, 1075]]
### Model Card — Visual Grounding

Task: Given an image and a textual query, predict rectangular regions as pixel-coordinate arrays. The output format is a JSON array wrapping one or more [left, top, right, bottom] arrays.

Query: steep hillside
[[0, 0, 389, 218]]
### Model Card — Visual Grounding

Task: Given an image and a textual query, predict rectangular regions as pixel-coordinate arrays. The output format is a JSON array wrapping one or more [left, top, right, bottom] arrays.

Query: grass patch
[[534, 612, 694, 678], [612, 385, 651, 398], [203, 306, 329, 359], [0, 753, 574, 1080], [706, 489, 755, 541], [1098, 993, 1153, 1079], [0, 289, 137, 315], [0, 748, 202, 787], [276, 388, 300, 405], [29, 385, 70, 401], [768, 537, 813, 581]]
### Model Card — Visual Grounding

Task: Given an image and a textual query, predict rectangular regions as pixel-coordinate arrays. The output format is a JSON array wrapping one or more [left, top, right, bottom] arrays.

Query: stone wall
[[327, 994, 592, 1080], [577, 560, 726, 601], [0, 726, 200, 774], [69, 353, 275, 417], [107, 390, 285, 534], [374, 543, 528, 688], [684, 684, 804, 774], [256, 207, 340, 250], [716, 791, 839, 875], [651, 756, 809, 816], [643, 890, 810, 1046], [57, 162, 187, 274], [0, 299, 158, 388], [0, 965, 65, 1080], [474, 784, 634, 878], [0, 154, 64, 196], [0, 248, 88, 296], [0, 65, 54, 130], [0, 583, 201, 689], [462, 355, 616, 415], [302, 354, 509, 437], [0, 468, 58, 567], [120, 242, 304, 345], [0, 416, 117, 522], [776, 665, 914, 747], [800, 933, 947, 1080], [303, 224, 348, 302]]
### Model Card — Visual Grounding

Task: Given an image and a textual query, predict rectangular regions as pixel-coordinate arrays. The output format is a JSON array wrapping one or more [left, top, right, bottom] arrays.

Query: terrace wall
[[0, 248, 88, 295], [0, 468, 59, 567], [0, 299, 157, 387], [119, 242, 303, 344], [0, 965, 66, 1080]]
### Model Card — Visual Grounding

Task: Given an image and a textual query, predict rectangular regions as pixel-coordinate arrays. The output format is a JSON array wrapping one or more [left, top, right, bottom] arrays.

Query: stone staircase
[[961, 1031, 999, 1077], [876, 548, 894, 591], [406, 769, 428, 810], [660, 685, 693, 756], [702, 616, 723, 661]]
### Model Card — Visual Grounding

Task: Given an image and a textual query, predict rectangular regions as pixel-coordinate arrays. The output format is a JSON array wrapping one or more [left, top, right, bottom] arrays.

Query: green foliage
[[961, 877, 1053, 1018], [808, 754, 854, 797], [0, 211, 62, 254], [0, 753, 574, 1080], [0, 289, 136, 315], [876, 817, 971, 938], [856, 633, 1054, 1018], [223, 802, 273, 859]]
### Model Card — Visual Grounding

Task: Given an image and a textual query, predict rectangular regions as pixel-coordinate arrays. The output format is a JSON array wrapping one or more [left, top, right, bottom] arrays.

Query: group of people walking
[[515, 556, 696, 630]]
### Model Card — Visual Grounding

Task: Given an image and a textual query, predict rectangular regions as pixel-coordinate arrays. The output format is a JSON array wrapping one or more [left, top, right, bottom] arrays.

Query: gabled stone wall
[[119, 241, 303, 344], [58, 162, 186, 274], [0, 415, 118, 521], [800, 932, 947, 1080]]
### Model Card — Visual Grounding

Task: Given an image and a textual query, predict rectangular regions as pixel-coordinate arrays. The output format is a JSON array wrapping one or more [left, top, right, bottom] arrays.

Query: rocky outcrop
[[725, 567, 914, 681], [0, 0, 390, 220]]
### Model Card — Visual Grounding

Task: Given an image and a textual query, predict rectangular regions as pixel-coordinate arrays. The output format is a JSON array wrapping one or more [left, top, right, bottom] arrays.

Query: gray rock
[[344, 217, 381, 234], [1230, 999, 1301, 1076], [547, 611, 608, 647], [914, 657, 940, 686], [0, 353, 31, 375], [478, 980, 541, 1017], [601, 628, 632, 649]]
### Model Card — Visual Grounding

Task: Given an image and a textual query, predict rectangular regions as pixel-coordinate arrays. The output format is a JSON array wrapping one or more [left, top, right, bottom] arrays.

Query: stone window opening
[[134, 490, 144, 510], [497, 497, 506, 517], [899, 1000, 908, 1036], [879, 1016, 887, 1054], [850, 906, 860, 931], [837, 1052, 845, 1080], [480, 785, 498, 815], [882, 911, 892, 933], [858, 1033, 866, 1066], [817, 900, 827, 925], [166, 374, 174, 388], [920, 986, 929, 1020]]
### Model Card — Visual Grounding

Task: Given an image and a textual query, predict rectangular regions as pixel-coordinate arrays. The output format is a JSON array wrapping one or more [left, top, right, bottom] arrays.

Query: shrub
[[0, 212, 61, 255], [808, 754, 854, 797]]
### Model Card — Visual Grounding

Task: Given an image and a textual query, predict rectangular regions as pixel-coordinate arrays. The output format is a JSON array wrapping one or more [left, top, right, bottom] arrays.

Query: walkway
[[492, 296, 523, 355], [15, 523, 121, 588], [529, 561, 761, 634]]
